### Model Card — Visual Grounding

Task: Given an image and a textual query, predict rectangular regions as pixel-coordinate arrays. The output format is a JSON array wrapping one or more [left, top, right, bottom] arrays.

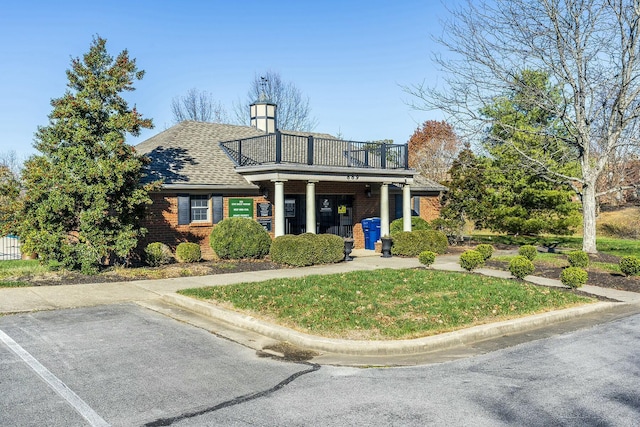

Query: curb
[[163, 293, 622, 356]]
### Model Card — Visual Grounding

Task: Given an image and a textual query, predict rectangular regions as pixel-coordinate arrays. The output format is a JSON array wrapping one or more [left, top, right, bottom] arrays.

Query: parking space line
[[0, 329, 109, 427]]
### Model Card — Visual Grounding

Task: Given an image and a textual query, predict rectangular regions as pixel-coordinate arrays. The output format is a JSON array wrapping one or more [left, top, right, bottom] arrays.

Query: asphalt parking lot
[[3, 302, 640, 426], [0, 304, 308, 427]]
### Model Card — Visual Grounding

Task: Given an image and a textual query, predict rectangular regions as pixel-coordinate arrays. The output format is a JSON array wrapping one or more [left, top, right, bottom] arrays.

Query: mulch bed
[[10, 246, 640, 295], [483, 251, 640, 294], [19, 259, 285, 287]]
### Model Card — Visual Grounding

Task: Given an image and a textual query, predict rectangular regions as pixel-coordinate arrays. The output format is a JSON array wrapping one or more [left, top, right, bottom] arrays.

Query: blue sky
[[0, 0, 451, 160]]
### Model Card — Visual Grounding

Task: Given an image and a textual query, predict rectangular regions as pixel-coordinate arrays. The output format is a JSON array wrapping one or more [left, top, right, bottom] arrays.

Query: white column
[[380, 183, 390, 237], [274, 180, 285, 237], [403, 184, 412, 232], [306, 181, 316, 234]]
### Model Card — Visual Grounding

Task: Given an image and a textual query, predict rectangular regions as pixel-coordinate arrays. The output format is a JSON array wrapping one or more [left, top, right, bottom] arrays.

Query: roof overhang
[[235, 164, 417, 185], [160, 183, 260, 192]]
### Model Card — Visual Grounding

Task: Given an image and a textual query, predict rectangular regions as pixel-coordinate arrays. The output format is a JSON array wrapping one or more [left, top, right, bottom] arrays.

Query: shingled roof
[[135, 120, 446, 193], [411, 173, 448, 194], [135, 121, 331, 190]]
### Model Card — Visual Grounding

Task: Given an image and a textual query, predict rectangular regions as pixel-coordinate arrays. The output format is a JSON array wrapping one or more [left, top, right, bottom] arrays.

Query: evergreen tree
[[441, 71, 581, 236], [18, 36, 157, 273], [440, 143, 492, 232], [0, 165, 21, 236], [480, 70, 581, 235]]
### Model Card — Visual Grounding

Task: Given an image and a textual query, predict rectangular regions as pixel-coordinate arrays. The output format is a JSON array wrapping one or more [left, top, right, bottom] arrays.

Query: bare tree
[[0, 150, 23, 178], [406, 0, 640, 253], [171, 88, 228, 123], [233, 71, 317, 131]]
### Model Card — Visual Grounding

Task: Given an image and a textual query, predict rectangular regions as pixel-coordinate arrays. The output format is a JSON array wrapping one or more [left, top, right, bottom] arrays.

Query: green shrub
[[59, 243, 102, 275], [391, 230, 448, 256], [430, 217, 464, 244], [418, 250, 437, 267], [145, 242, 174, 267], [567, 250, 589, 268], [269, 233, 344, 266], [619, 256, 640, 277], [508, 255, 535, 279], [475, 244, 494, 260], [389, 216, 432, 235], [210, 218, 272, 260], [560, 267, 588, 289], [518, 245, 538, 261], [176, 242, 201, 263], [459, 250, 485, 271]]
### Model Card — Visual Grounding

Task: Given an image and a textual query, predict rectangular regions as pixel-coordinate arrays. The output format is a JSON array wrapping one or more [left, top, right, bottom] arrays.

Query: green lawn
[[179, 268, 593, 340], [0, 259, 45, 277]]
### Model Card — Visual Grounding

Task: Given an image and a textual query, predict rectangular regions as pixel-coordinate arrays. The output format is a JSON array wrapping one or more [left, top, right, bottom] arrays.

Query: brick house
[[135, 98, 446, 259]]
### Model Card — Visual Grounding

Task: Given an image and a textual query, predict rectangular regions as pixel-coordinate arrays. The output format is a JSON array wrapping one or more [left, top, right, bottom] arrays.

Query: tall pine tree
[[480, 70, 581, 235], [19, 37, 157, 273]]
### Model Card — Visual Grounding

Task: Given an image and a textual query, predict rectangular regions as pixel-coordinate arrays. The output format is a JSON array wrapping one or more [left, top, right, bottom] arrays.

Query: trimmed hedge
[[560, 267, 588, 288], [567, 250, 589, 268], [418, 250, 437, 267], [210, 218, 272, 260], [619, 256, 640, 277], [518, 245, 538, 261], [269, 233, 344, 266], [389, 216, 432, 235], [176, 242, 201, 263], [460, 250, 485, 271], [509, 255, 535, 279], [145, 242, 173, 267], [475, 244, 494, 260], [391, 230, 448, 257]]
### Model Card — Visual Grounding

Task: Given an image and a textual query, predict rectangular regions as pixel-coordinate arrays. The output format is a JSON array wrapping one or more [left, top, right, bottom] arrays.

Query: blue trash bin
[[371, 217, 381, 244], [362, 218, 373, 250]]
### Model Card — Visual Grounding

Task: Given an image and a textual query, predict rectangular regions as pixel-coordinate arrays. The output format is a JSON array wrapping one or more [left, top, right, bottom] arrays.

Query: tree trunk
[[582, 182, 598, 254]]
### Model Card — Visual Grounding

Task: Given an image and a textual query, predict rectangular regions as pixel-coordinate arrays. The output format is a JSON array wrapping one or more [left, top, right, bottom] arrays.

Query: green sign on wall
[[228, 198, 254, 218]]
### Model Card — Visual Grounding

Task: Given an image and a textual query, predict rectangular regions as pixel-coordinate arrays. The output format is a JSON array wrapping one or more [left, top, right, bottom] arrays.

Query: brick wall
[[419, 196, 442, 221], [141, 192, 269, 260], [140, 185, 442, 258]]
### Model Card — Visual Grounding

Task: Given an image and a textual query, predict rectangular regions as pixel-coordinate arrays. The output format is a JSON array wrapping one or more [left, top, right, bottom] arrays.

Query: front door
[[317, 195, 353, 237]]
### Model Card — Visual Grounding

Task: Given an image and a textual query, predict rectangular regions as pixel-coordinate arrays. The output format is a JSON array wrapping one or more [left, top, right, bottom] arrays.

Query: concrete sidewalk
[[2, 249, 640, 365]]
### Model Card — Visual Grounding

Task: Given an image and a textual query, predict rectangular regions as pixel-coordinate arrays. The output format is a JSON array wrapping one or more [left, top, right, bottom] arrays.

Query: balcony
[[220, 131, 409, 170]]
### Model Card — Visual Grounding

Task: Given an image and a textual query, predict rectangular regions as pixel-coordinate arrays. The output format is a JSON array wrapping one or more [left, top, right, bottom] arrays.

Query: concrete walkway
[[2, 249, 640, 365]]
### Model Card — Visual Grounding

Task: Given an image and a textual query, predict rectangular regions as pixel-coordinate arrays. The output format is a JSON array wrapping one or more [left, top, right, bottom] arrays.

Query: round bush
[[391, 230, 448, 257], [619, 256, 640, 277], [269, 233, 344, 266], [389, 216, 432, 235], [518, 245, 538, 261], [418, 250, 437, 267], [459, 250, 485, 271], [509, 255, 535, 279], [176, 242, 201, 263], [210, 218, 272, 260], [145, 242, 173, 267], [475, 244, 494, 260], [567, 250, 589, 268], [560, 267, 588, 289]]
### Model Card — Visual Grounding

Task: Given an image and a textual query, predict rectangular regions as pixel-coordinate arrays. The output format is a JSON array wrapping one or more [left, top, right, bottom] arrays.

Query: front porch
[[220, 132, 416, 242]]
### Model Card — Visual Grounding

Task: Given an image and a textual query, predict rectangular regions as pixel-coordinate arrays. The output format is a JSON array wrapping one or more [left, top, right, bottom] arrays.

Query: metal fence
[[220, 131, 409, 170], [0, 235, 21, 261]]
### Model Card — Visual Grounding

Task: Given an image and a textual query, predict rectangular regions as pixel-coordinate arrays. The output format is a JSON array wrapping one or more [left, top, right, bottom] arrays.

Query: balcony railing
[[220, 131, 409, 170]]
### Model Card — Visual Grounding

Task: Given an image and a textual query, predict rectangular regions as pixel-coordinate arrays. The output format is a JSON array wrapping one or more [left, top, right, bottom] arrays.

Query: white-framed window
[[190, 195, 209, 222]]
